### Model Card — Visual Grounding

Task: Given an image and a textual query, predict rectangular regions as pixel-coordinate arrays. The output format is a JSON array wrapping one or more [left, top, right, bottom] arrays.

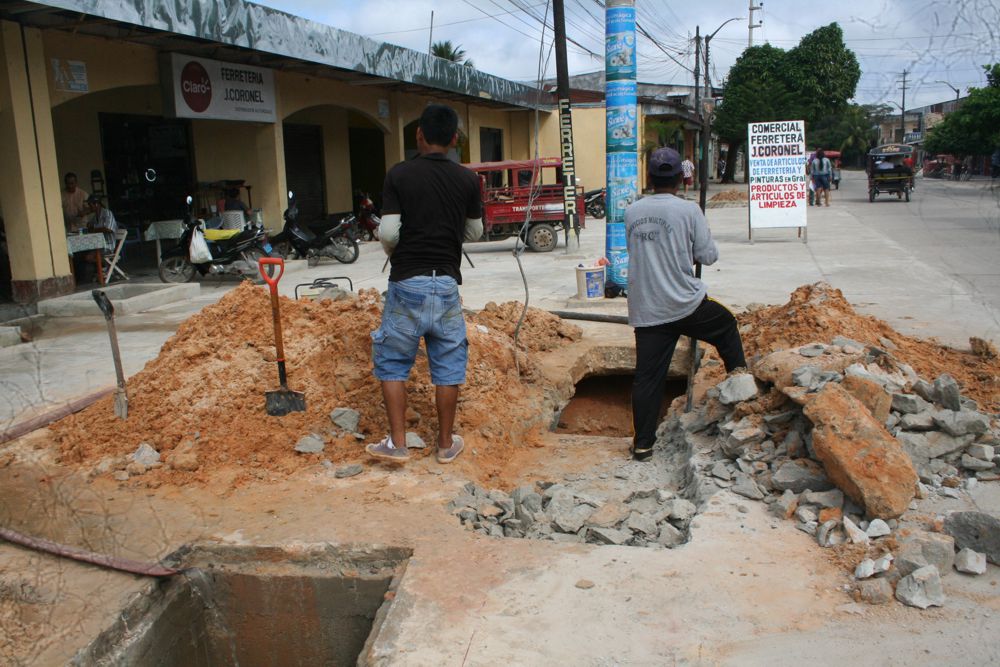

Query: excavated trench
[[73, 544, 410, 666], [555, 373, 687, 437]]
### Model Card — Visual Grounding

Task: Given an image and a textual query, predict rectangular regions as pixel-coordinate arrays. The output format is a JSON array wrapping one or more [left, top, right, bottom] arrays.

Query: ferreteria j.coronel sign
[[747, 120, 807, 241], [163, 53, 276, 122]]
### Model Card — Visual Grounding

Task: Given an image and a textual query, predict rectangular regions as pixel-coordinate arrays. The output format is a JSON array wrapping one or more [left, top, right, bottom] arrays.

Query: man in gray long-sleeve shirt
[[625, 147, 747, 461]]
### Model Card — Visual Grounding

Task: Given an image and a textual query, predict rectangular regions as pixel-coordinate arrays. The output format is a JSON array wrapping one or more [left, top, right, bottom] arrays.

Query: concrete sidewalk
[[2, 171, 997, 432]]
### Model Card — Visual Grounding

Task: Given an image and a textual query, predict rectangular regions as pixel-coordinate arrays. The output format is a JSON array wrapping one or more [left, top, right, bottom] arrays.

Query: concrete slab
[[38, 283, 200, 317], [0, 326, 21, 347]]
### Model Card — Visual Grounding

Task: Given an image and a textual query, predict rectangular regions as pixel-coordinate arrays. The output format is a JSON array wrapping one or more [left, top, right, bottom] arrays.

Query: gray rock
[[897, 431, 975, 464], [487, 524, 505, 538], [130, 443, 160, 467], [716, 373, 758, 405], [588, 527, 629, 545], [898, 531, 956, 575], [816, 520, 840, 548], [334, 464, 364, 478], [664, 498, 697, 522], [792, 365, 820, 388], [911, 379, 938, 403], [329, 407, 361, 433], [710, 461, 732, 480], [832, 336, 864, 349], [798, 343, 827, 358], [770, 489, 798, 519], [626, 512, 659, 537], [934, 374, 962, 411], [891, 393, 931, 415], [795, 506, 818, 524], [933, 410, 990, 437], [796, 521, 818, 535], [294, 434, 325, 454], [801, 489, 844, 509], [722, 423, 767, 457], [866, 519, 891, 538], [873, 553, 894, 574], [553, 504, 596, 534], [899, 411, 936, 431], [656, 523, 686, 548], [772, 459, 833, 493], [857, 578, 894, 605], [405, 432, 427, 449], [843, 517, 870, 545], [854, 558, 876, 579], [967, 444, 996, 461], [943, 511, 1000, 565], [896, 565, 945, 609], [954, 548, 987, 575], [961, 454, 995, 471], [586, 502, 630, 529], [730, 472, 764, 501]]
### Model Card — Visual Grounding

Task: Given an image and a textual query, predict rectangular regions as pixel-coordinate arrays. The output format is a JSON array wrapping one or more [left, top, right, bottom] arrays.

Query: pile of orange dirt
[[710, 189, 747, 202], [738, 282, 1000, 412], [51, 284, 570, 484], [468, 301, 582, 352]]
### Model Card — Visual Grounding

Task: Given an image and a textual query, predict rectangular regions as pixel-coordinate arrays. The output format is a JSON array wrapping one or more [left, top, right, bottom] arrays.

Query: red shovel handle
[[259, 256, 284, 291]]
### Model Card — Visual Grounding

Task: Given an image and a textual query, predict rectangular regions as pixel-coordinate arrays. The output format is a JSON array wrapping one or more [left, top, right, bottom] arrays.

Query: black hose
[[547, 310, 629, 325]]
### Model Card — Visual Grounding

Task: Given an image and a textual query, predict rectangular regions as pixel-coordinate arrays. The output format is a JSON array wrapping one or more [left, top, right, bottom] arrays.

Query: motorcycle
[[158, 196, 275, 283], [270, 191, 359, 266], [584, 188, 606, 219], [349, 191, 381, 241]]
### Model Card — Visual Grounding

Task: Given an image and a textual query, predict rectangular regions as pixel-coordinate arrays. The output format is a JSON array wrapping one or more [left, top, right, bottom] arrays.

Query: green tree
[[810, 103, 889, 165], [431, 40, 474, 68], [924, 64, 1000, 156], [712, 24, 860, 182]]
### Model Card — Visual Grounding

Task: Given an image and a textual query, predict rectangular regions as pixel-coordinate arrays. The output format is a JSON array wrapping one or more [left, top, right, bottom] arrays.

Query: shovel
[[92, 290, 128, 419], [684, 263, 703, 413], [259, 257, 306, 416]]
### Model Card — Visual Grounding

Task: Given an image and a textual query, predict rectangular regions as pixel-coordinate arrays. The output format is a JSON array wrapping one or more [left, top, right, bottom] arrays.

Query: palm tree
[[431, 40, 474, 68]]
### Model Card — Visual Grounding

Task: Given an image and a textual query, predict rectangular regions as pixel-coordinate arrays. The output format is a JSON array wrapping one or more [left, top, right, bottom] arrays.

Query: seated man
[[62, 172, 91, 231], [87, 195, 119, 248]]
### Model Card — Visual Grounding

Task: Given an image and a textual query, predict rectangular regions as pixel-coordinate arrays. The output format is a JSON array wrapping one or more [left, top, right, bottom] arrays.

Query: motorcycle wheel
[[332, 235, 360, 264], [361, 228, 375, 242], [158, 256, 196, 283], [587, 202, 606, 219]]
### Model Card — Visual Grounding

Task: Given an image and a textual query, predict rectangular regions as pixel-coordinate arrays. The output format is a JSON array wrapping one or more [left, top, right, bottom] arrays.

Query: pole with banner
[[604, 0, 637, 295], [553, 0, 580, 252], [747, 120, 808, 243]]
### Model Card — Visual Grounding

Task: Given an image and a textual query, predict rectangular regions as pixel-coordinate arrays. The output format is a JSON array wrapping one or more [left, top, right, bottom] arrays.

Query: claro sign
[[163, 53, 275, 123]]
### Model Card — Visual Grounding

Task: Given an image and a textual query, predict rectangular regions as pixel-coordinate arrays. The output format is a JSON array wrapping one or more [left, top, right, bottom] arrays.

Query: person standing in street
[[810, 149, 833, 206], [366, 104, 483, 465], [625, 147, 747, 462], [681, 156, 694, 195]]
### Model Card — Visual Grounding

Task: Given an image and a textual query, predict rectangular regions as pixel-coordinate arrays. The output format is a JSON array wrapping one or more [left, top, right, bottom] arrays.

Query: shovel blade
[[266, 389, 306, 416], [114, 389, 128, 420]]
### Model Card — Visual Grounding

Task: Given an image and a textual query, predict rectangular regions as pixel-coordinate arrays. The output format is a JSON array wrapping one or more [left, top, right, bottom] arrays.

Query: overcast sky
[[255, 0, 1000, 110]]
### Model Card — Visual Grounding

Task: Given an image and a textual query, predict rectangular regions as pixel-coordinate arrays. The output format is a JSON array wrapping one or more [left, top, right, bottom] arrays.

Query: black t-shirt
[[383, 152, 482, 284]]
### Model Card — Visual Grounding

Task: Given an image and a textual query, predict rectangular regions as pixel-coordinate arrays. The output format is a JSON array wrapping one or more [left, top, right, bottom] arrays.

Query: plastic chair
[[221, 211, 246, 230], [102, 229, 129, 283]]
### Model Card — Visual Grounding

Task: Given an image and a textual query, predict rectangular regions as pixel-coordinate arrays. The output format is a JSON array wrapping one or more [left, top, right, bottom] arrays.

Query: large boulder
[[753, 347, 863, 389], [841, 375, 891, 423], [943, 511, 1000, 565], [803, 384, 918, 519]]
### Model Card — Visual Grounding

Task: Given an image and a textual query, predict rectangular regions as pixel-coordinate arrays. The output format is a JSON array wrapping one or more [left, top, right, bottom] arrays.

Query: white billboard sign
[[166, 53, 275, 123], [747, 120, 807, 238]]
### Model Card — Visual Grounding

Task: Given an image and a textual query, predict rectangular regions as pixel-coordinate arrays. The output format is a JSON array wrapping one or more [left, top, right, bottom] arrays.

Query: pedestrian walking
[[625, 148, 747, 462], [681, 156, 694, 195], [810, 149, 833, 206], [366, 105, 483, 465]]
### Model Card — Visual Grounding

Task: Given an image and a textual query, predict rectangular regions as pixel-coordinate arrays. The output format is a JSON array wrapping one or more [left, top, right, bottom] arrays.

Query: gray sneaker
[[365, 437, 410, 464], [437, 435, 465, 464]]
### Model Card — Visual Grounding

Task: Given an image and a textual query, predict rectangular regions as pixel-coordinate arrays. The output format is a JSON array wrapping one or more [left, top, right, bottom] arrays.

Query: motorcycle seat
[[204, 229, 242, 241]]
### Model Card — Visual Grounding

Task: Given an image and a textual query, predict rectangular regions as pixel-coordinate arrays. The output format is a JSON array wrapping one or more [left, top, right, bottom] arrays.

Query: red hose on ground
[[0, 525, 177, 577]]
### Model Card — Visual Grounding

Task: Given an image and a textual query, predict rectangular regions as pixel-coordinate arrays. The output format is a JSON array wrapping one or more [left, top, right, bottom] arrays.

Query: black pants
[[632, 297, 746, 453]]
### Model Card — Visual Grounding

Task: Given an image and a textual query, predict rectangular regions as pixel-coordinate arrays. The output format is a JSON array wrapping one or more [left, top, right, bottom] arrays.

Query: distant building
[[877, 97, 967, 146]]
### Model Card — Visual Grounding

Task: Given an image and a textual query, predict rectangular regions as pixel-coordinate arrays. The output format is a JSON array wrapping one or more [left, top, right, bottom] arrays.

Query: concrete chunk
[[898, 531, 955, 575], [899, 411, 936, 431], [954, 548, 987, 575], [943, 511, 1000, 565], [933, 409, 990, 437], [716, 373, 758, 405], [890, 393, 930, 415], [772, 459, 833, 493], [934, 374, 962, 411], [896, 565, 945, 609], [329, 407, 361, 433]]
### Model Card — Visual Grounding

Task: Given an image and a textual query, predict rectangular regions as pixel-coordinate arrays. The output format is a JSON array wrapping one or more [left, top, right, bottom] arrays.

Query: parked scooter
[[349, 191, 381, 241], [584, 188, 606, 219], [271, 191, 359, 266], [158, 196, 275, 283]]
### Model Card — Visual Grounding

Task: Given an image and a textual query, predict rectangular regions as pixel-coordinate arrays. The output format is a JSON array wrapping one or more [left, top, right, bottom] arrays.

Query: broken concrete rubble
[[943, 512, 1000, 565], [895, 565, 946, 609], [954, 548, 987, 575]]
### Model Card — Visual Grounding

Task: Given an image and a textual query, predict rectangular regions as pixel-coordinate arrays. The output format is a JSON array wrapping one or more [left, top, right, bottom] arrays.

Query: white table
[[144, 219, 185, 259], [66, 233, 111, 285]]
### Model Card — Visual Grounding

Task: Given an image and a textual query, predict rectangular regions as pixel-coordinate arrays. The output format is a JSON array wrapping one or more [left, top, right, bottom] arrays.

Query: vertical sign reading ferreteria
[[747, 120, 807, 237]]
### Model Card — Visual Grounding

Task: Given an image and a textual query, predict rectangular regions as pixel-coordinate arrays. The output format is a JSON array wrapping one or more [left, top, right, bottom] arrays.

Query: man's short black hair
[[650, 172, 683, 189], [419, 104, 459, 147], [64, 172, 77, 182]]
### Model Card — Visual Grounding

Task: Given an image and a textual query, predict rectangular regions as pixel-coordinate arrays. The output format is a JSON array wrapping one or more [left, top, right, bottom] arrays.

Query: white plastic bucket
[[575, 265, 605, 300]]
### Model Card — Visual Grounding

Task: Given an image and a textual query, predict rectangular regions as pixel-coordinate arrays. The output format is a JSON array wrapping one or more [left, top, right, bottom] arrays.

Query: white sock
[[384, 435, 397, 449]]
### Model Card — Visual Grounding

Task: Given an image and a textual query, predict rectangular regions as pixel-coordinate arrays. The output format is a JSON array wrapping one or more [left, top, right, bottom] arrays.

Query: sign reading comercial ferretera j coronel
[[747, 120, 807, 230], [165, 53, 276, 123]]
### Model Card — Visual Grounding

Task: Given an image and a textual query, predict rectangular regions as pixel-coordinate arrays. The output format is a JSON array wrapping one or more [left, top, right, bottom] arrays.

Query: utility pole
[[899, 69, 909, 142], [553, 0, 580, 251], [702, 18, 743, 198], [428, 11, 434, 53], [748, 1, 763, 47], [693, 27, 701, 203]]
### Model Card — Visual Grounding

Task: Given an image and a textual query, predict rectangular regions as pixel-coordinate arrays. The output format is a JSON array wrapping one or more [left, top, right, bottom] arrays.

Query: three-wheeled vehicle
[[866, 144, 914, 202], [464, 158, 585, 252]]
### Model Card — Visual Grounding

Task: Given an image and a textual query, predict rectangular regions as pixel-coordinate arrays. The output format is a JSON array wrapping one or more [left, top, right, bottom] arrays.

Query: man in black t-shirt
[[366, 104, 483, 466]]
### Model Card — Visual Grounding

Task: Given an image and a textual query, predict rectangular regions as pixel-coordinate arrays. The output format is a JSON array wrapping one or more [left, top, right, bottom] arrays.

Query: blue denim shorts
[[813, 174, 831, 191], [372, 275, 468, 385]]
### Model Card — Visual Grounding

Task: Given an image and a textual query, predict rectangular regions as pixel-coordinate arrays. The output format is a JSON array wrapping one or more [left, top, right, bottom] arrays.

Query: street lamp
[[935, 80, 960, 102], [699, 17, 744, 211]]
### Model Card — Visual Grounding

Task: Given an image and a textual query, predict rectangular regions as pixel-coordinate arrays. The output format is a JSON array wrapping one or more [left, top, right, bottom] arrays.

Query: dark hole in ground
[[556, 374, 687, 437], [74, 544, 410, 667]]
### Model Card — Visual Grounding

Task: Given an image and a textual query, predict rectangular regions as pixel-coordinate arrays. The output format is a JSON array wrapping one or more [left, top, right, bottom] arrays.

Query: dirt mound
[[739, 283, 1000, 412], [468, 301, 582, 352], [52, 283, 567, 484], [710, 190, 748, 202]]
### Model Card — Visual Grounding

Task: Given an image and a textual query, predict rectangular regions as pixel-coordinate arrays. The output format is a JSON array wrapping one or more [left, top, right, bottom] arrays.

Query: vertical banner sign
[[605, 0, 637, 289], [558, 98, 579, 240], [747, 120, 807, 239]]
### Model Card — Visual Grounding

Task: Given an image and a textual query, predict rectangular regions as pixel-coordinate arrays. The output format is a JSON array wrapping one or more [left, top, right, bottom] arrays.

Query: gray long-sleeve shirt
[[624, 193, 718, 327]]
